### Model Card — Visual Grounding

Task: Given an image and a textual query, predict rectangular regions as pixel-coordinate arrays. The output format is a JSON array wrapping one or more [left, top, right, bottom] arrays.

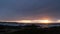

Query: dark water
[[0, 22, 60, 28]]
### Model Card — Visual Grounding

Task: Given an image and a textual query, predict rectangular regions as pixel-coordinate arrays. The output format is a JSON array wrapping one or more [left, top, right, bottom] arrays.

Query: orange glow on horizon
[[38, 20, 49, 23], [57, 20, 60, 22], [17, 20, 32, 23], [17, 20, 51, 23]]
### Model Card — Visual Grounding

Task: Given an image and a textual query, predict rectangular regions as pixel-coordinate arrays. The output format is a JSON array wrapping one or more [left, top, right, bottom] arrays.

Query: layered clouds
[[0, 0, 60, 21]]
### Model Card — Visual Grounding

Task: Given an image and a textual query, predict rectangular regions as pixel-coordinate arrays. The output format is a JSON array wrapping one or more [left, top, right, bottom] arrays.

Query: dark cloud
[[0, 0, 60, 21]]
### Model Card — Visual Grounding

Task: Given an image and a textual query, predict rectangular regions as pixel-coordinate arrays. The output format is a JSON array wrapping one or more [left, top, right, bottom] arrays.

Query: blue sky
[[0, 0, 60, 21]]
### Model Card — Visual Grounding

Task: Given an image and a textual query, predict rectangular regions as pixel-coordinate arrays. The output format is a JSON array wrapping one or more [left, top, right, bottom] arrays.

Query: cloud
[[0, 0, 60, 21]]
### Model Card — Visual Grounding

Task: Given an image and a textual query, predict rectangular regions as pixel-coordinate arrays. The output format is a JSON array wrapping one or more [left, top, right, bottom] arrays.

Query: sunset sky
[[0, 0, 60, 21]]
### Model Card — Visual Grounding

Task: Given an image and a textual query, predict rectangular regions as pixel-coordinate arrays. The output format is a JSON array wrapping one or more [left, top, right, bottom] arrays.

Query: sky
[[0, 0, 60, 21]]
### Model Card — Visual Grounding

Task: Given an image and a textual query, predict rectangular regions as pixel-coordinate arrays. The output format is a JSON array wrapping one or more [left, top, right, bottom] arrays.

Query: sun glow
[[57, 20, 60, 22], [17, 20, 51, 23], [38, 20, 49, 23], [17, 20, 32, 23]]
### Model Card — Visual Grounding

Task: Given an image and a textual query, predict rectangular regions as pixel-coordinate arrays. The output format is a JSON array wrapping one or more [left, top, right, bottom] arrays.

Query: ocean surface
[[0, 22, 60, 28]]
